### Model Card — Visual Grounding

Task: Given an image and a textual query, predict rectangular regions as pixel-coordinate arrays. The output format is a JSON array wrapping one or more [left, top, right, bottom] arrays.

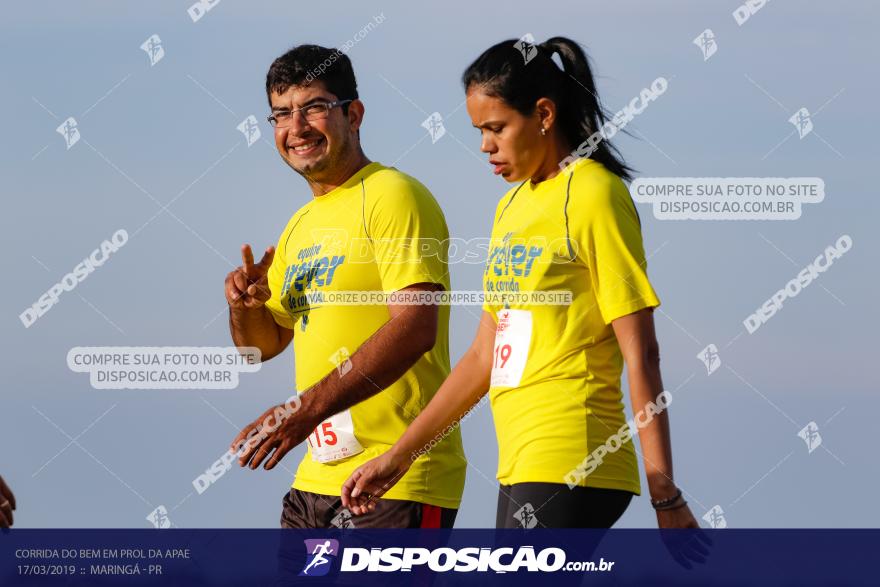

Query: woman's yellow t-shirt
[[482, 157, 660, 494]]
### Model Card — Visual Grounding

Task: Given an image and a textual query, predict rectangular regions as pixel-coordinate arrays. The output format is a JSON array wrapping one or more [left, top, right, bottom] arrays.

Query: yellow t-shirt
[[482, 157, 660, 494], [264, 162, 466, 509]]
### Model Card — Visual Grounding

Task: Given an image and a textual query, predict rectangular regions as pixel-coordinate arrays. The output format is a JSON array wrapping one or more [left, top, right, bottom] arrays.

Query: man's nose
[[288, 111, 312, 136]]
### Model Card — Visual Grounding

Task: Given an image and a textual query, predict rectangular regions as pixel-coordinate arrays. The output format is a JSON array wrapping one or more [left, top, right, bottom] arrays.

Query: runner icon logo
[[300, 539, 339, 577], [798, 422, 822, 454], [513, 503, 539, 529], [331, 510, 356, 529], [697, 344, 721, 375]]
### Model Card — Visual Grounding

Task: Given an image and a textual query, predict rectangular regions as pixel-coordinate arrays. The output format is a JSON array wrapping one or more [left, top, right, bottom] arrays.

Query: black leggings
[[496, 482, 634, 528]]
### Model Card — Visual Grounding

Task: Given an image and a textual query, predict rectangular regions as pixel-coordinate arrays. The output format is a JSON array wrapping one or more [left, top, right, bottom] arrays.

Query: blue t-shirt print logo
[[299, 538, 339, 576], [280, 243, 347, 332]]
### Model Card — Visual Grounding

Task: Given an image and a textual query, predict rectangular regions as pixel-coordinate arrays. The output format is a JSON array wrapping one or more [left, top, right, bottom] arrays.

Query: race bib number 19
[[490, 309, 532, 388], [308, 409, 364, 463]]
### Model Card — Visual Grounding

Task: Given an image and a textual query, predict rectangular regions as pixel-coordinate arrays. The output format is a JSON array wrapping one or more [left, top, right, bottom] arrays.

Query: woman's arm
[[341, 310, 497, 514], [611, 307, 699, 528]]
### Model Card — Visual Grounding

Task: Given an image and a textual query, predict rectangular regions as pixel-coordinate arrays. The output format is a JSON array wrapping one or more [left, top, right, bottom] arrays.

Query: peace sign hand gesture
[[225, 244, 275, 310]]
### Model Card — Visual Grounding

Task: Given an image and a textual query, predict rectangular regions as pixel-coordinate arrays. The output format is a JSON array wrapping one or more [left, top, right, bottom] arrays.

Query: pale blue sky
[[1, 1, 876, 528]]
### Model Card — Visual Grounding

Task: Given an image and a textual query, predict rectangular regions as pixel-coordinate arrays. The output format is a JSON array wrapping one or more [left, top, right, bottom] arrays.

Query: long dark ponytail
[[462, 36, 634, 182]]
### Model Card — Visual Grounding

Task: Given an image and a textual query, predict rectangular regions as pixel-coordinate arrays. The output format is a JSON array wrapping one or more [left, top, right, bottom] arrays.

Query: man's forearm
[[298, 312, 431, 425], [229, 306, 287, 361]]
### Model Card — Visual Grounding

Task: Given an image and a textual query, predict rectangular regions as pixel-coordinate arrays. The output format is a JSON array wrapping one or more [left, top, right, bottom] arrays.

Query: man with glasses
[[224, 45, 465, 529]]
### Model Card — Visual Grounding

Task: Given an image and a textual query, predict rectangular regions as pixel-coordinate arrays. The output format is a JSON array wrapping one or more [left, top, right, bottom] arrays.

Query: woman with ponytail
[[342, 37, 698, 530]]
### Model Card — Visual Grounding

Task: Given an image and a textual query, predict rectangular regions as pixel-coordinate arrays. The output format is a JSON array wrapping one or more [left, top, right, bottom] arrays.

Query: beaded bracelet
[[654, 498, 688, 511], [650, 488, 683, 510]]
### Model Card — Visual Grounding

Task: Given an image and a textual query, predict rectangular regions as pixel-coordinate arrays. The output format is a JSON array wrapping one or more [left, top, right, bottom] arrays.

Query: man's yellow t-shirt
[[482, 157, 660, 494], [264, 161, 466, 509]]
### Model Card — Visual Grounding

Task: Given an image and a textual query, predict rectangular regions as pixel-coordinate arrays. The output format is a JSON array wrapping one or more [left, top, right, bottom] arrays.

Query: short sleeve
[[366, 178, 451, 293], [264, 222, 297, 330], [573, 174, 660, 324]]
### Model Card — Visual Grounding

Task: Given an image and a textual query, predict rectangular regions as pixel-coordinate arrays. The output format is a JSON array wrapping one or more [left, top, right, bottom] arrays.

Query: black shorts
[[280, 488, 458, 529], [496, 482, 635, 528]]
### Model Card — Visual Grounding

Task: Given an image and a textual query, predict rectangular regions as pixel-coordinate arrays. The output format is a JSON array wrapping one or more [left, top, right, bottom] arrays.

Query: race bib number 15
[[307, 409, 364, 463], [490, 309, 532, 388]]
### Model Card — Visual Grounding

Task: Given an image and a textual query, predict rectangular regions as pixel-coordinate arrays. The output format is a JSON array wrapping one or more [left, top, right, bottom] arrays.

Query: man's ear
[[348, 99, 365, 132]]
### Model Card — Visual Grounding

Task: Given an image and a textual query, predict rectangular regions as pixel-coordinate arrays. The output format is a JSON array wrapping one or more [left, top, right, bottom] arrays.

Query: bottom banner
[[0, 529, 875, 585]]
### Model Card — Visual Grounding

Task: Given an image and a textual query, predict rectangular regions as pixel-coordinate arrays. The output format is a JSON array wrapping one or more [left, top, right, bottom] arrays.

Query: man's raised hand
[[226, 244, 275, 310]]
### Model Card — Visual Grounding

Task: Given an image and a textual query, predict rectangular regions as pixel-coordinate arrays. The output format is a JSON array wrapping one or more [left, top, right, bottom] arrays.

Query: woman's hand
[[656, 502, 699, 528], [341, 450, 412, 515], [656, 503, 713, 569]]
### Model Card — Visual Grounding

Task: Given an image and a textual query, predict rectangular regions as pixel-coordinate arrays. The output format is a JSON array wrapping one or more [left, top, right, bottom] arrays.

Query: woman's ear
[[534, 97, 558, 132]]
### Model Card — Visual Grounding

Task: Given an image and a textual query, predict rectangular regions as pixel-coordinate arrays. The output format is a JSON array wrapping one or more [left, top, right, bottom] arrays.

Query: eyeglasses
[[267, 100, 353, 128]]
